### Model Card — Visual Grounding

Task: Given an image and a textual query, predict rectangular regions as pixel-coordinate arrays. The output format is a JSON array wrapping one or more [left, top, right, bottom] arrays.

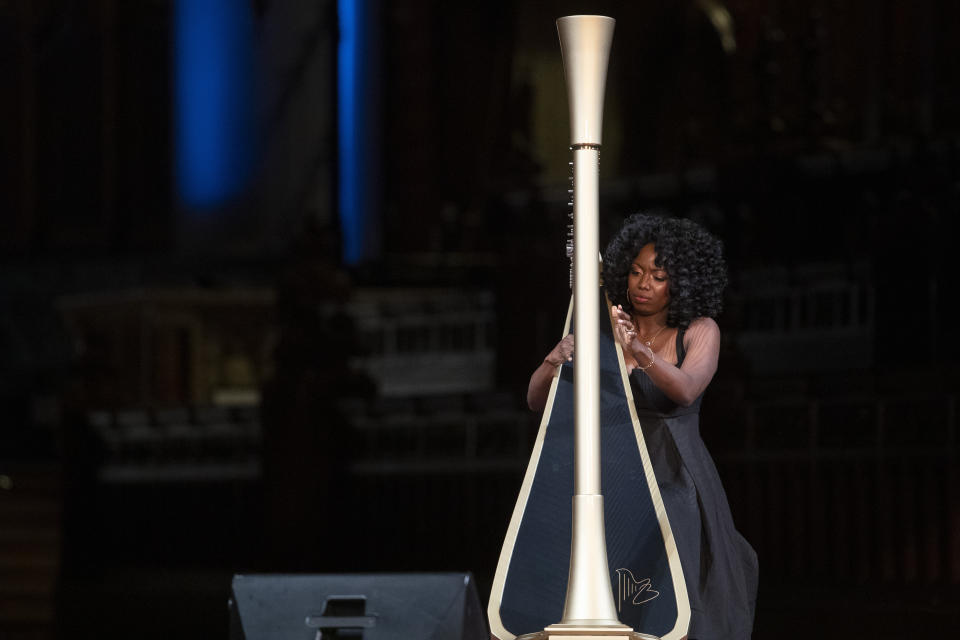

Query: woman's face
[[627, 242, 670, 316]]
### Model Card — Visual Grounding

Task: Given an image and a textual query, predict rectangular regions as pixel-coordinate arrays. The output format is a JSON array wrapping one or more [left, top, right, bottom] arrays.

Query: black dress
[[628, 328, 759, 640]]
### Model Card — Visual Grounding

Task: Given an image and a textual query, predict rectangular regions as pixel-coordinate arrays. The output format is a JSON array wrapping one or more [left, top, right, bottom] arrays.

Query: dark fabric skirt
[[632, 380, 759, 640]]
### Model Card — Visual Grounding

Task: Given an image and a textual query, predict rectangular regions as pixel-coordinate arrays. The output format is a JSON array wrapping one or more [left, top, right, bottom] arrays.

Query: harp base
[[516, 626, 659, 640]]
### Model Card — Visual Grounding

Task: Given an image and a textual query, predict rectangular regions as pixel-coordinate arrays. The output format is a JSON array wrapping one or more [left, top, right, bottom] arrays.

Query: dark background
[[1, 1, 958, 638]]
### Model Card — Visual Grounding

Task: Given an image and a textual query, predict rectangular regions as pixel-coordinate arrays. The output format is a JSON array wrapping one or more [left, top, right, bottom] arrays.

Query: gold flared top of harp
[[556, 15, 615, 146]]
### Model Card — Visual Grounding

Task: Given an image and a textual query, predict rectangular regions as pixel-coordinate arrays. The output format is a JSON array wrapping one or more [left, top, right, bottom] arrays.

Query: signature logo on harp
[[615, 568, 660, 611]]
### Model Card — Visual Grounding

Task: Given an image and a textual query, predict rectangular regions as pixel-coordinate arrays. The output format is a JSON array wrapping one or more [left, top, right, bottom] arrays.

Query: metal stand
[[516, 630, 659, 640]]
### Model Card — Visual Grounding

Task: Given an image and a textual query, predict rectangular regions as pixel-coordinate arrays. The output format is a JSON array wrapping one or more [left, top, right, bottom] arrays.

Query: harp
[[487, 16, 691, 640]]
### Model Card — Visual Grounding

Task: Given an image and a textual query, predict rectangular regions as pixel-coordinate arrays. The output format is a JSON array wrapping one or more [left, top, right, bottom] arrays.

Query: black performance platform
[[488, 294, 690, 640]]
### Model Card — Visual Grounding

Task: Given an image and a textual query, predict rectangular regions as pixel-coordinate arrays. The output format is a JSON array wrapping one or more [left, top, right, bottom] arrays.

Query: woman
[[527, 213, 758, 640]]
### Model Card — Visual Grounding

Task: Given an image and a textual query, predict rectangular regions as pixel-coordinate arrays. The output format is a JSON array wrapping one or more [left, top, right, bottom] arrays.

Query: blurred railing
[[718, 391, 959, 586], [0, 465, 60, 640], [348, 288, 497, 398], [345, 391, 536, 475], [86, 405, 261, 484], [344, 389, 959, 587]]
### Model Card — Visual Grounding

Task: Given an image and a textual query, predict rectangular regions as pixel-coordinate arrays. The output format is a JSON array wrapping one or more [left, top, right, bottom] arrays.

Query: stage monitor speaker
[[228, 572, 487, 640]]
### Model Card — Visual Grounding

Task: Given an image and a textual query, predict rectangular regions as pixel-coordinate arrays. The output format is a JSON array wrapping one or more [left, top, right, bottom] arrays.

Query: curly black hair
[[603, 213, 727, 328]]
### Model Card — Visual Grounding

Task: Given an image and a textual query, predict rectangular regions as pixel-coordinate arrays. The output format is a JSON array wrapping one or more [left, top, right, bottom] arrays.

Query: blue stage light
[[174, 0, 254, 210], [338, 0, 371, 266]]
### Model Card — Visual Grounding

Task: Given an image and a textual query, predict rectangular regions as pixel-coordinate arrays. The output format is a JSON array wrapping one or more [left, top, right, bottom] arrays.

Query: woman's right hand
[[544, 334, 575, 367], [528, 334, 574, 411]]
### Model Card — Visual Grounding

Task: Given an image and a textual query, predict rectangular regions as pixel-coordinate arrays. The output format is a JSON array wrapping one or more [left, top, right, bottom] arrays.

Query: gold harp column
[[517, 15, 652, 640]]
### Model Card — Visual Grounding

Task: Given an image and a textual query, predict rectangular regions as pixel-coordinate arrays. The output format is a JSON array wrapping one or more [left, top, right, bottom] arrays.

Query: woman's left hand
[[612, 304, 656, 370]]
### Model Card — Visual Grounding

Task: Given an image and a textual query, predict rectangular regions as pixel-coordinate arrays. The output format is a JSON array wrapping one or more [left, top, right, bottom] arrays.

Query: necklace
[[636, 323, 666, 348]]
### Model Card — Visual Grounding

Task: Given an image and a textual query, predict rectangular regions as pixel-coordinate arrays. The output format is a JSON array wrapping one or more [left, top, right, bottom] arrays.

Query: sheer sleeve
[[634, 316, 720, 407], [677, 317, 720, 401]]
